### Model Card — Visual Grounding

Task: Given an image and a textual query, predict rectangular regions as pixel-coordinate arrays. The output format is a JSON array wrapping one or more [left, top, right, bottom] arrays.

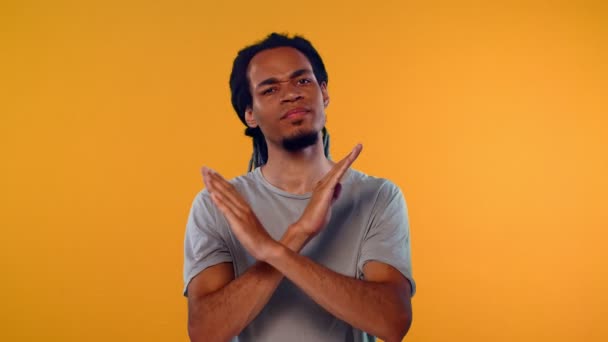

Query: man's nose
[[281, 83, 303, 102]]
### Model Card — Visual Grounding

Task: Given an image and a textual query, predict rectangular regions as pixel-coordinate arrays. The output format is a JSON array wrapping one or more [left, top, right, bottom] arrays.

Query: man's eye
[[298, 78, 312, 85], [262, 88, 276, 95]]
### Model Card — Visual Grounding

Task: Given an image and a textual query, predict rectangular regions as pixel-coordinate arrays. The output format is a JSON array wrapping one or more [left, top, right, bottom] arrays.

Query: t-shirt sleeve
[[183, 190, 233, 297], [357, 180, 416, 297]]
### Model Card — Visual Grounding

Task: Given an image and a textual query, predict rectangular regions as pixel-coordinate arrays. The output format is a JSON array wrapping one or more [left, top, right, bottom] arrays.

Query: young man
[[183, 33, 415, 342]]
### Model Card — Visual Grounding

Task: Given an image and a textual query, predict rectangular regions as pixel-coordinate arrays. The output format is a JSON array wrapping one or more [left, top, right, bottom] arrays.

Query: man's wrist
[[260, 240, 287, 264], [281, 223, 311, 252]]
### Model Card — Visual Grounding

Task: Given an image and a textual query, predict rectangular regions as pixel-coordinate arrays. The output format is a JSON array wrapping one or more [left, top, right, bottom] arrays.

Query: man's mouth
[[282, 108, 310, 120]]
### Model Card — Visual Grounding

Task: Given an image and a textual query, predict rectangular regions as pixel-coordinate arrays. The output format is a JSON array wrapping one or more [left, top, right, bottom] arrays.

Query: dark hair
[[229, 32, 331, 171]]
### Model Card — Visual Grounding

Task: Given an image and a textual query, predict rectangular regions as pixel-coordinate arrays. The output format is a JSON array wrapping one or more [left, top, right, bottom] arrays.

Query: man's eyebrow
[[255, 69, 313, 89]]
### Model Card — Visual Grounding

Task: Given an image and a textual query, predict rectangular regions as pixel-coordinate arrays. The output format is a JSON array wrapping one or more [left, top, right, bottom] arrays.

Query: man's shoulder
[[347, 168, 402, 193], [187, 170, 261, 230], [228, 169, 264, 193], [345, 169, 407, 213], [190, 170, 258, 203], [229, 169, 259, 183]]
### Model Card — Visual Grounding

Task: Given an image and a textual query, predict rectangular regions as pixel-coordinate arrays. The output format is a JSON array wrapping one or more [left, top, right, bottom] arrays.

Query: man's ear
[[245, 107, 258, 128], [320, 82, 330, 108]]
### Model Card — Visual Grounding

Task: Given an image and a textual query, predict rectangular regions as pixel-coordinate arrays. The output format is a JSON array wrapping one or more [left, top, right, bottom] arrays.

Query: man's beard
[[282, 130, 319, 152]]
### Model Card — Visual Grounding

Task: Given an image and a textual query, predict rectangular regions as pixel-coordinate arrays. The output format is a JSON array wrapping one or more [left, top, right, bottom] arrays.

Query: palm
[[297, 145, 361, 236], [201, 167, 275, 261]]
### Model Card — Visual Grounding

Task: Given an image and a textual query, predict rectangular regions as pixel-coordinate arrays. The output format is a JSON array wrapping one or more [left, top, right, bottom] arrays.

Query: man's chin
[[282, 130, 320, 152]]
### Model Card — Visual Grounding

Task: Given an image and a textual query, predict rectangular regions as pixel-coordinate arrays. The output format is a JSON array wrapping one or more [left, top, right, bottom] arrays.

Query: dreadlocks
[[229, 33, 331, 172]]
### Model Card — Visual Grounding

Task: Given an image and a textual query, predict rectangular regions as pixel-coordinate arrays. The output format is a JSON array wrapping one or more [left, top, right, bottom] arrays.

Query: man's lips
[[281, 108, 310, 120]]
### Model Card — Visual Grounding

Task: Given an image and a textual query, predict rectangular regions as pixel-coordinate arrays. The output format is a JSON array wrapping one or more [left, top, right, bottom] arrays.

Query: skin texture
[[187, 47, 412, 342]]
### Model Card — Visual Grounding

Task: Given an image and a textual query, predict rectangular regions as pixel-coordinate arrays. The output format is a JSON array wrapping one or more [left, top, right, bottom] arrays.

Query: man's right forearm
[[188, 227, 309, 342]]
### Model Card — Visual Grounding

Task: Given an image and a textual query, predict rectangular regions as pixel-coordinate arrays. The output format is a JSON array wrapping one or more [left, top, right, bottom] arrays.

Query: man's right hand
[[292, 144, 363, 238]]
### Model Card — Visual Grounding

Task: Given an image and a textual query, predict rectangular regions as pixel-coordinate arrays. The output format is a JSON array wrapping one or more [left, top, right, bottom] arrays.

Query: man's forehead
[[247, 47, 313, 81]]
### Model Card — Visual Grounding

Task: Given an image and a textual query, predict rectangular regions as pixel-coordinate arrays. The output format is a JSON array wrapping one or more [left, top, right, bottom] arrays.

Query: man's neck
[[261, 140, 334, 195]]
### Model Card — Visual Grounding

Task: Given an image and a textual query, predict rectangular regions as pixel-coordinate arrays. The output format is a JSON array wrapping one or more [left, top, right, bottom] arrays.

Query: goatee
[[282, 131, 319, 152]]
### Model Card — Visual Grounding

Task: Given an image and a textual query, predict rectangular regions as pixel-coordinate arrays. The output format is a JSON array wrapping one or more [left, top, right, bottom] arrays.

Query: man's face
[[245, 46, 329, 149]]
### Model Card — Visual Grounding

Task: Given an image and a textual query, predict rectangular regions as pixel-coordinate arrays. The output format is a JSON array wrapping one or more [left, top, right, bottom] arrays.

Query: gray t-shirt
[[183, 167, 415, 342]]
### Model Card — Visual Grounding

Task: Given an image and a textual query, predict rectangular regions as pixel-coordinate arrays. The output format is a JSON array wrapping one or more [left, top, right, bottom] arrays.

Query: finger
[[206, 170, 250, 213], [201, 167, 214, 192], [207, 176, 247, 218], [210, 188, 248, 224], [325, 144, 363, 185], [209, 191, 241, 223], [341, 143, 362, 170], [202, 167, 245, 217], [317, 149, 351, 186], [336, 144, 362, 175], [207, 170, 243, 204], [203, 167, 226, 202], [331, 182, 342, 204]]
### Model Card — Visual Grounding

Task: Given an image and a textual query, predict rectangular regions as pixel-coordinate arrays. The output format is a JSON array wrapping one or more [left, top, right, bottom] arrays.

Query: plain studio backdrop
[[1, 1, 606, 341]]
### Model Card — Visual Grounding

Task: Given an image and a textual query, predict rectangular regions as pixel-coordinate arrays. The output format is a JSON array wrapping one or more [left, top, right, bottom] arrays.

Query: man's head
[[229, 33, 331, 170]]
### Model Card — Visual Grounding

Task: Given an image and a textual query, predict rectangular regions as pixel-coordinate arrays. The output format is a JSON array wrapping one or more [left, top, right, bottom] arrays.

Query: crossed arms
[[186, 145, 413, 342]]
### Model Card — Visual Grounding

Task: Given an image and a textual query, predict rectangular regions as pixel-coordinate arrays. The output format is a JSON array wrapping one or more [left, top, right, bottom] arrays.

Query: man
[[183, 33, 415, 342]]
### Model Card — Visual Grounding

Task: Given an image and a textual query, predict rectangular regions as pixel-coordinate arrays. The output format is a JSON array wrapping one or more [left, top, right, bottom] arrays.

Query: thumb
[[331, 183, 342, 204]]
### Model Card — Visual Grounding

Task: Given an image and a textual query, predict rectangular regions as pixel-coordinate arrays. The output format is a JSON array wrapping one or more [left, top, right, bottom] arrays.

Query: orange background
[[1, 1, 607, 341]]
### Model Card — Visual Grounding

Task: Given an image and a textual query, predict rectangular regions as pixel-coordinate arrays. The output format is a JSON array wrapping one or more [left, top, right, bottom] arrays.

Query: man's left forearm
[[264, 244, 412, 342]]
